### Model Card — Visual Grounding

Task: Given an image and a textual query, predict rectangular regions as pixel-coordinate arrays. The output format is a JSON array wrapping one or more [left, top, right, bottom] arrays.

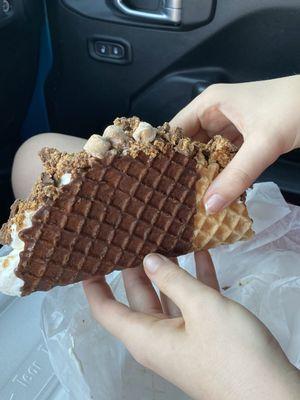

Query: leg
[[12, 133, 85, 199]]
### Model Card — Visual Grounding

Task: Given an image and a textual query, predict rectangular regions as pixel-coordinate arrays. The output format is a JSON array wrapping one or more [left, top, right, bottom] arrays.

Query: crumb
[[3, 259, 9, 268], [222, 286, 230, 290], [205, 135, 237, 168], [175, 137, 195, 157], [0, 200, 22, 244], [153, 138, 168, 153], [127, 141, 159, 159], [40, 148, 91, 180], [114, 116, 140, 132]]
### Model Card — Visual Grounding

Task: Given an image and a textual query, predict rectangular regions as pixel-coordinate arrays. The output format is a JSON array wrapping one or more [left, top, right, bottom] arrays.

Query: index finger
[[170, 84, 229, 138], [170, 97, 204, 137]]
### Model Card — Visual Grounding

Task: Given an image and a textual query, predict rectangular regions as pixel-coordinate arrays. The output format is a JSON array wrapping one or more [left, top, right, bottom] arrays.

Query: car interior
[[1, 0, 300, 227], [1, 0, 300, 398]]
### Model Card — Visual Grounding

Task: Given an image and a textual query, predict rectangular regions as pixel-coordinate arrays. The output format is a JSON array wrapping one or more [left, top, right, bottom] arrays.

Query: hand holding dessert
[[171, 75, 300, 213], [84, 252, 300, 400]]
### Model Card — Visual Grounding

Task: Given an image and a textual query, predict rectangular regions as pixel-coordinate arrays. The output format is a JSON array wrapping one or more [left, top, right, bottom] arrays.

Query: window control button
[[95, 42, 110, 56], [110, 44, 125, 59]]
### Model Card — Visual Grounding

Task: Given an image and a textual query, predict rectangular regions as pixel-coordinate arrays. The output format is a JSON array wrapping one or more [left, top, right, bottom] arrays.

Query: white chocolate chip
[[84, 134, 111, 159], [132, 122, 157, 143], [103, 125, 127, 149]]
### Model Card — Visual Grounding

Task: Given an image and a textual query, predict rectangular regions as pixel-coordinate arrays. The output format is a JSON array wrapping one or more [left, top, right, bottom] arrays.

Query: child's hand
[[84, 253, 300, 400], [171, 75, 300, 214]]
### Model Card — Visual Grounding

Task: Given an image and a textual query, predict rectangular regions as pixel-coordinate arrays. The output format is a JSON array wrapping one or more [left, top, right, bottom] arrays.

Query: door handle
[[113, 0, 182, 25]]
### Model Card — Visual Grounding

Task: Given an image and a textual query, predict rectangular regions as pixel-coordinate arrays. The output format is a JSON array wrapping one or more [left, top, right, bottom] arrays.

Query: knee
[[12, 133, 65, 199], [12, 133, 86, 198], [12, 135, 45, 198]]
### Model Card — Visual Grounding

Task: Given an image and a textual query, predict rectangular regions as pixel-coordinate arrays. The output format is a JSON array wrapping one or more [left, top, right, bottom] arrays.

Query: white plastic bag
[[41, 277, 190, 400], [41, 182, 300, 399]]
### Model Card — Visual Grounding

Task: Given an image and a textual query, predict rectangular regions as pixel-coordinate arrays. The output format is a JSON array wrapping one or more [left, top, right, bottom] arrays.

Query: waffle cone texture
[[0, 122, 253, 295]]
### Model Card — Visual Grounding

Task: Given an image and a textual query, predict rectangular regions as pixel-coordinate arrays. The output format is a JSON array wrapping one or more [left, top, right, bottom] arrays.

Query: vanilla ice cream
[[0, 211, 35, 296]]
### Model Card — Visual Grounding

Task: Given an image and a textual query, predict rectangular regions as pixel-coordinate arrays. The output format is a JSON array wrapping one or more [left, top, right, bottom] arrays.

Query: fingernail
[[204, 194, 226, 214], [144, 253, 166, 274]]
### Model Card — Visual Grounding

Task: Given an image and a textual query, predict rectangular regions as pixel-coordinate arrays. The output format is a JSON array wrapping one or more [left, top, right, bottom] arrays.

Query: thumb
[[143, 253, 212, 314], [204, 136, 280, 213]]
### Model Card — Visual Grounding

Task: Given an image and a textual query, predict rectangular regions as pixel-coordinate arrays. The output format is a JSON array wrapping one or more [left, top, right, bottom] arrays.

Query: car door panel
[[46, 0, 300, 134]]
